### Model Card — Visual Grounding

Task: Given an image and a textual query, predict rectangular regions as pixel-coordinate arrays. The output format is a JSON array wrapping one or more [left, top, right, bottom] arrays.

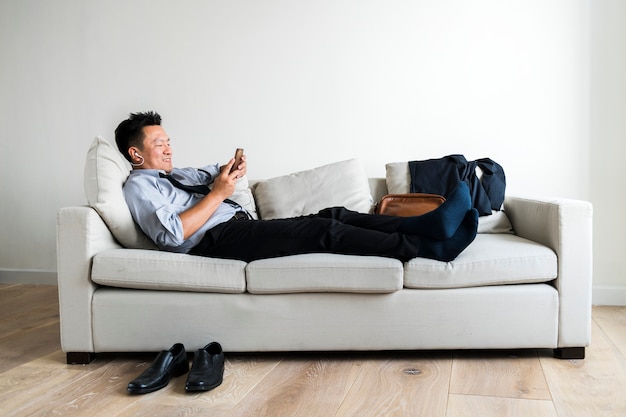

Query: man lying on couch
[[115, 111, 478, 263]]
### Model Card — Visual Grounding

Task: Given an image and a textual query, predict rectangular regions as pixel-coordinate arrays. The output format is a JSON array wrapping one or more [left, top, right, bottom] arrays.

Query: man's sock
[[417, 208, 478, 262], [398, 181, 472, 240]]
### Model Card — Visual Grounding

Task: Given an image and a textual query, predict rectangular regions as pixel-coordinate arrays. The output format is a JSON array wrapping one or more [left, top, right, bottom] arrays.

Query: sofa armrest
[[56, 206, 122, 354], [504, 196, 593, 348]]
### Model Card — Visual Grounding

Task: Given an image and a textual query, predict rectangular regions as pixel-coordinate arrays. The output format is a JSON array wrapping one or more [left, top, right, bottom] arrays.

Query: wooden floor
[[1, 284, 625, 417]]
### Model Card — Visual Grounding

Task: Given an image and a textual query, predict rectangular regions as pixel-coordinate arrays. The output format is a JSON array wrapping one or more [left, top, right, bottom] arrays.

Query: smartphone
[[230, 148, 244, 173]]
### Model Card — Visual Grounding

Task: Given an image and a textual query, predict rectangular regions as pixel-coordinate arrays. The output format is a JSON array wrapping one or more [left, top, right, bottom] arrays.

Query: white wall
[[590, 0, 626, 305], [0, 0, 622, 304]]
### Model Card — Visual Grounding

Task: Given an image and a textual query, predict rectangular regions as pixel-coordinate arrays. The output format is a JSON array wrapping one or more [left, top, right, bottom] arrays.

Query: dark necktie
[[159, 172, 247, 214], [159, 172, 212, 195]]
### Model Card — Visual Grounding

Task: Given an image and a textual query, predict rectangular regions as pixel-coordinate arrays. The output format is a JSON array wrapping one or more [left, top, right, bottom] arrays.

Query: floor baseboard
[[592, 285, 626, 306], [0, 269, 57, 285]]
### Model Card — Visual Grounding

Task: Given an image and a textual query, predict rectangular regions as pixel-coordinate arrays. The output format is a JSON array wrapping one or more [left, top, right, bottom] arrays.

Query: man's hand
[[230, 154, 247, 179], [212, 158, 241, 199], [178, 155, 247, 239]]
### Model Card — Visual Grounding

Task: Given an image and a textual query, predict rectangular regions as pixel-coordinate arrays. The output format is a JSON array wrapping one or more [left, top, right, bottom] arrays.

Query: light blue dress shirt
[[123, 164, 238, 253]]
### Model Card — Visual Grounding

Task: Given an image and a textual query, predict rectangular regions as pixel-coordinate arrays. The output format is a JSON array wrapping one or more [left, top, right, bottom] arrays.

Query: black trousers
[[190, 207, 421, 262]]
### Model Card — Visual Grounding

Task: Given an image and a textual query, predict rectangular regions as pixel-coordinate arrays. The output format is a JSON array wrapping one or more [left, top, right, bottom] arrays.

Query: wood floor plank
[[593, 306, 626, 358], [115, 403, 229, 417], [335, 352, 452, 417], [540, 321, 626, 417], [450, 349, 551, 400], [0, 284, 18, 293], [0, 355, 98, 416], [446, 394, 557, 417], [0, 302, 59, 340], [0, 285, 58, 319], [0, 321, 60, 373], [0, 283, 29, 300], [227, 353, 363, 417], [10, 355, 160, 417]]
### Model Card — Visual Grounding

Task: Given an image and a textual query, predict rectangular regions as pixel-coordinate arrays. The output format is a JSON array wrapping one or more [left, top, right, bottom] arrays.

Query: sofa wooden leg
[[66, 352, 97, 364], [554, 347, 585, 360]]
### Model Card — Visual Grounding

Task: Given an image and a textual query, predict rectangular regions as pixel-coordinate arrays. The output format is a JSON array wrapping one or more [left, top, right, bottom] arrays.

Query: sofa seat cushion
[[404, 234, 557, 289], [91, 249, 247, 293], [246, 254, 403, 294]]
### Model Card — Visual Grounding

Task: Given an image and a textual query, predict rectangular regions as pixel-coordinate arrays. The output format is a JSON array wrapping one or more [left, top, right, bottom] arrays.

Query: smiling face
[[129, 125, 173, 172]]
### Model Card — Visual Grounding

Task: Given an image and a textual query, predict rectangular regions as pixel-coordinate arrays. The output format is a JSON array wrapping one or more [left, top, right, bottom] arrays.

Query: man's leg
[[191, 209, 478, 263], [315, 182, 472, 240], [191, 217, 422, 262], [396, 182, 472, 239], [416, 209, 478, 262], [314, 207, 406, 233]]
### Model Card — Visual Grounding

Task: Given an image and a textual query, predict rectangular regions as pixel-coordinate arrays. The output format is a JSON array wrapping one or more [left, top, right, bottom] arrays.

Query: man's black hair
[[115, 111, 162, 162]]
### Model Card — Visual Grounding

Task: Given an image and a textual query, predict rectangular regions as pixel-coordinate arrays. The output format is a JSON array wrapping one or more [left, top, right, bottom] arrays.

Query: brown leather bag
[[375, 193, 446, 217]]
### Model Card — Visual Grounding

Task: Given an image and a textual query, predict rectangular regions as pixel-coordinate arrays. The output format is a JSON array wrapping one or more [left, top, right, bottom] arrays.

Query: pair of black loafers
[[127, 342, 225, 394]]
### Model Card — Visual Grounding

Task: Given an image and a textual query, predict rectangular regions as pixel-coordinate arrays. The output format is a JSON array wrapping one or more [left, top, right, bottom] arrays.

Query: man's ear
[[128, 146, 146, 167], [128, 146, 140, 159]]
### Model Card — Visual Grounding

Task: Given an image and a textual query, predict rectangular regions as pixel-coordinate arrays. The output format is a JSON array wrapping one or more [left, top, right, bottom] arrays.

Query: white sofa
[[56, 138, 593, 364]]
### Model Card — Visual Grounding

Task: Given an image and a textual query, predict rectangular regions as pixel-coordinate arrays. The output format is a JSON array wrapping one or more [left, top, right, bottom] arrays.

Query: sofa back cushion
[[252, 159, 374, 220], [84, 136, 156, 249]]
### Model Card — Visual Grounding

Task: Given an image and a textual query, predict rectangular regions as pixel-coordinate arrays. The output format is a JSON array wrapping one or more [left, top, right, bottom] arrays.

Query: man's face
[[135, 125, 173, 172]]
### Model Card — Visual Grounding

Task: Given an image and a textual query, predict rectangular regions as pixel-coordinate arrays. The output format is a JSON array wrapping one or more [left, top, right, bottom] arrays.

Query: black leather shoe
[[127, 343, 189, 394], [185, 342, 225, 392]]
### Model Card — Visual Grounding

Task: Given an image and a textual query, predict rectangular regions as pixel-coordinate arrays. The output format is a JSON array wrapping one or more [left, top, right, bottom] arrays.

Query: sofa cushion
[[84, 136, 156, 249], [91, 249, 247, 293], [385, 161, 413, 195], [227, 179, 259, 220], [253, 159, 374, 220], [404, 234, 557, 289], [246, 254, 403, 294], [385, 161, 514, 234]]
